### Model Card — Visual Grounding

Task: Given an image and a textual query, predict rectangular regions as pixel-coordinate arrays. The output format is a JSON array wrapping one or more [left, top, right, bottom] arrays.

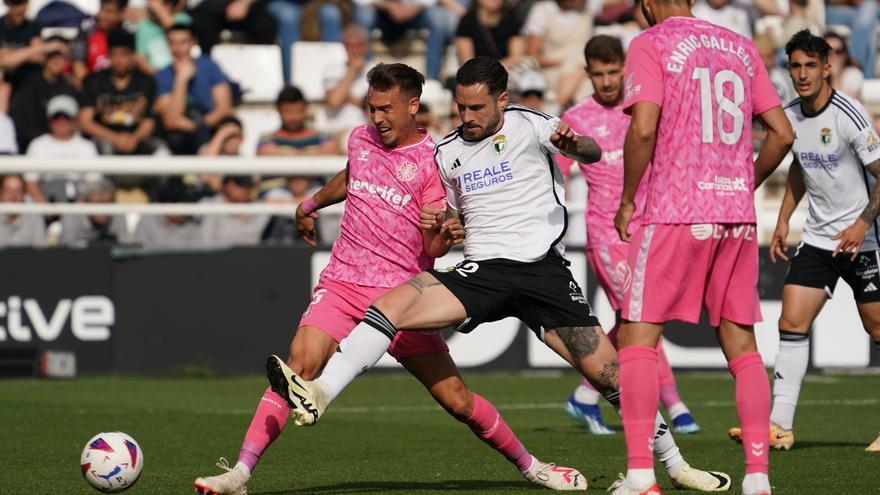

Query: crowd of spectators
[[0, 0, 878, 247]]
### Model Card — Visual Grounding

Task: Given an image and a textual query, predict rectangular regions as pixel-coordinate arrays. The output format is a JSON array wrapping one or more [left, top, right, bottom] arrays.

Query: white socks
[[313, 307, 396, 405], [742, 472, 771, 495], [667, 401, 690, 421], [652, 413, 684, 475], [770, 331, 810, 431], [625, 468, 656, 488], [573, 382, 601, 405]]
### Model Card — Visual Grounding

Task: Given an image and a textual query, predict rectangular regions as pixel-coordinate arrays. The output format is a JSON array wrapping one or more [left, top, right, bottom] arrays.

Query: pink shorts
[[622, 224, 762, 327], [299, 278, 449, 360], [587, 244, 632, 311]]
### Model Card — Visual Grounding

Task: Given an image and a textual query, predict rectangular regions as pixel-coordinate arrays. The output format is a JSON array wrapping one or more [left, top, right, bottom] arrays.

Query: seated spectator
[[268, 0, 345, 83], [136, 0, 192, 73], [780, 0, 824, 44], [0, 174, 47, 246], [80, 30, 161, 155], [25, 95, 99, 203], [824, 0, 876, 78], [322, 24, 374, 134], [0, 0, 62, 93], [0, 112, 18, 154], [257, 86, 339, 155], [755, 34, 795, 103], [454, 0, 525, 66], [523, 0, 598, 106], [60, 177, 127, 244], [355, 0, 464, 80], [200, 115, 243, 156], [693, 0, 751, 38], [132, 177, 200, 244], [71, 0, 131, 86], [188, 0, 277, 55], [199, 175, 269, 245], [824, 31, 864, 99], [154, 23, 233, 154], [262, 174, 319, 242], [513, 69, 546, 110], [8, 35, 77, 151]]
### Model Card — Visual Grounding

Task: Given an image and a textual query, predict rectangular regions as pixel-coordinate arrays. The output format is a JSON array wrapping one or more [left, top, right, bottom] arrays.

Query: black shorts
[[785, 242, 880, 303], [428, 253, 601, 339]]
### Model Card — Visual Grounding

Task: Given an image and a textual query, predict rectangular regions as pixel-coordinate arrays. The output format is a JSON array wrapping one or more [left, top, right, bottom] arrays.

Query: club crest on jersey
[[820, 128, 832, 146], [492, 135, 507, 155], [396, 161, 417, 182], [358, 149, 370, 161]]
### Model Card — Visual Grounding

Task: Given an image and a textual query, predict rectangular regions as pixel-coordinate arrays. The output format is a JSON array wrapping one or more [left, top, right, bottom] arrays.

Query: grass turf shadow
[[253, 479, 541, 494]]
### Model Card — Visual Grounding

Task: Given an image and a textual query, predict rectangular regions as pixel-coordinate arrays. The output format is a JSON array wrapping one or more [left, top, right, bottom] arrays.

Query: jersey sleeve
[[434, 149, 461, 211], [752, 58, 782, 115], [519, 109, 562, 154], [843, 103, 880, 167], [421, 167, 448, 209], [623, 34, 664, 113]]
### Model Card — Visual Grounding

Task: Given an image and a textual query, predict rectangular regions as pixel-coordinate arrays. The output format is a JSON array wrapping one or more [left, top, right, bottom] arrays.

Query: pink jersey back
[[557, 98, 643, 248], [623, 17, 780, 224], [320, 124, 446, 288]]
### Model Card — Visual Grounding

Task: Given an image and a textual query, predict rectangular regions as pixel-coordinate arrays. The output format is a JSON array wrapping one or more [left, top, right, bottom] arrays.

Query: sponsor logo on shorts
[[396, 161, 417, 182], [856, 254, 879, 280], [568, 281, 587, 305], [690, 224, 756, 241], [697, 175, 748, 195], [615, 261, 632, 293], [302, 288, 328, 319]]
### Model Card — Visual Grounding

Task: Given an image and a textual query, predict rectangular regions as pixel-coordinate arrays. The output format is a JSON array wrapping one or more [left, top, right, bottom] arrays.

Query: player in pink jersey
[[556, 35, 701, 438], [610, 1, 794, 494], [194, 64, 584, 494]]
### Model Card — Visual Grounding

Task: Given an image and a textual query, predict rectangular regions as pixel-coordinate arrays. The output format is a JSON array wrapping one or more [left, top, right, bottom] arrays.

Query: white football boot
[[266, 355, 327, 426], [669, 462, 731, 491], [521, 457, 587, 490], [193, 458, 248, 495]]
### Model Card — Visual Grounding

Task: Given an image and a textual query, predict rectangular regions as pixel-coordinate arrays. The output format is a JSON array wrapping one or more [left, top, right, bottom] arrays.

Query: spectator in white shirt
[[322, 24, 374, 134], [60, 177, 128, 244], [0, 174, 46, 247], [199, 175, 269, 245], [693, 0, 752, 38], [25, 95, 100, 203]]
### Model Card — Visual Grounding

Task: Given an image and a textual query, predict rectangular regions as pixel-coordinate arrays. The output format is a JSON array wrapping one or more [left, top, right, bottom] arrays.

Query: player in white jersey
[[728, 31, 880, 452], [270, 56, 733, 492]]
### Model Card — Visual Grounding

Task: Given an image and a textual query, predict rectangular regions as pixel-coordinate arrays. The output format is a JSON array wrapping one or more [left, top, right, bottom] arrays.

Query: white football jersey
[[435, 104, 567, 262], [785, 91, 880, 251]]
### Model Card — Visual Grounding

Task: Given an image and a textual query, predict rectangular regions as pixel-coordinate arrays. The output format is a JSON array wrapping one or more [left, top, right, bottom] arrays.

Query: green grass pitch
[[1, 371, 877, 494]]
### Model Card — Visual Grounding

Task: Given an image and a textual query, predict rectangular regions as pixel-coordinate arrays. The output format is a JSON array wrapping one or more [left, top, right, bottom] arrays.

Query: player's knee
[[778, 315, 810, 333]]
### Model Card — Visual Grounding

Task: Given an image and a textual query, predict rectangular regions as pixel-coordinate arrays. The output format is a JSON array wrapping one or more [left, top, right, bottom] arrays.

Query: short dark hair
[[276, 85, 306, 105], [584, 35, 625, 65], [785, 29, 830, 63], [366, 63, 424, 98], [107, 29, 135, 51], [100, 0, 128, 10], [215, 115, 242, 131], [166, 23, 194, 37], [456, 56, 507, 95]]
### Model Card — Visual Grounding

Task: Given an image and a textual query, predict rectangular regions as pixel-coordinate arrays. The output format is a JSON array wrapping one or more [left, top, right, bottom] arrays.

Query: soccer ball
[[80, 431, 144, 493]]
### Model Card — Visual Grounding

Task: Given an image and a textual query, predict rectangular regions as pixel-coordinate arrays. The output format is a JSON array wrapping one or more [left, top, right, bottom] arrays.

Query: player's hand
[[614, 202, 635, 242], [769, 222, 790, 263], [550, 121, 578, 154], [295, 202, 319, 247], [440, 217, 464, 247], [832, 218, 869, 261], [419, 203, 444, 231]]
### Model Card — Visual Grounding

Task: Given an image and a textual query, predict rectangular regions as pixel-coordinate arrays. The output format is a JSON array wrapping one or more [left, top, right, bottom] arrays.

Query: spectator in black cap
[[8, 35, 77, 152], [79, 29, 162, 156]]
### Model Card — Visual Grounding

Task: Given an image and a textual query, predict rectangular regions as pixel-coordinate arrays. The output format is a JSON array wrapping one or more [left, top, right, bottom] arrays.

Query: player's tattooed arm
[[859, 159, 880, 225], [553, 326, 601, 360], [551, 120, 602, 164]]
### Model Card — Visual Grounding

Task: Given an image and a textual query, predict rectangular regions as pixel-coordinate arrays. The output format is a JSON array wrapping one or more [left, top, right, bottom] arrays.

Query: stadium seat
[[235, 107, 281, 157], [290, 41, 347, 102], [212, 44, 284, 104], [863, 79, 880, 115]]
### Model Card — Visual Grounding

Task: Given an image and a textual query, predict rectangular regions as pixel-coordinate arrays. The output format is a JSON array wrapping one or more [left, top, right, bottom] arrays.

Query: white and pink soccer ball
[[80, 432, 144, 493]]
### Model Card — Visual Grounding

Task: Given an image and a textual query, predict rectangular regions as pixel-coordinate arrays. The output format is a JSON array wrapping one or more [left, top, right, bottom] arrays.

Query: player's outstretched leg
[[543, 326, 731, 493], [402, 351, 587, 490], [656, 339, 699, 435], [565, 379, 615, 435], [195, 327, 337, 494]]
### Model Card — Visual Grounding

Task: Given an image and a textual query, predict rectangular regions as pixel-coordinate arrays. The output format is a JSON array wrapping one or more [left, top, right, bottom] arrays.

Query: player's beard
[[466, 110, 503, 142]]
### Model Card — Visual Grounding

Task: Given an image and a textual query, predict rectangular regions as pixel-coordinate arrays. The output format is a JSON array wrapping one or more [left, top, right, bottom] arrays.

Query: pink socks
[[656, 339, 684, 409], [465, 393, 533, 472], [728, 352, 770, 474], [620, 346, 659, 469], [238, 388, 290, 472]]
